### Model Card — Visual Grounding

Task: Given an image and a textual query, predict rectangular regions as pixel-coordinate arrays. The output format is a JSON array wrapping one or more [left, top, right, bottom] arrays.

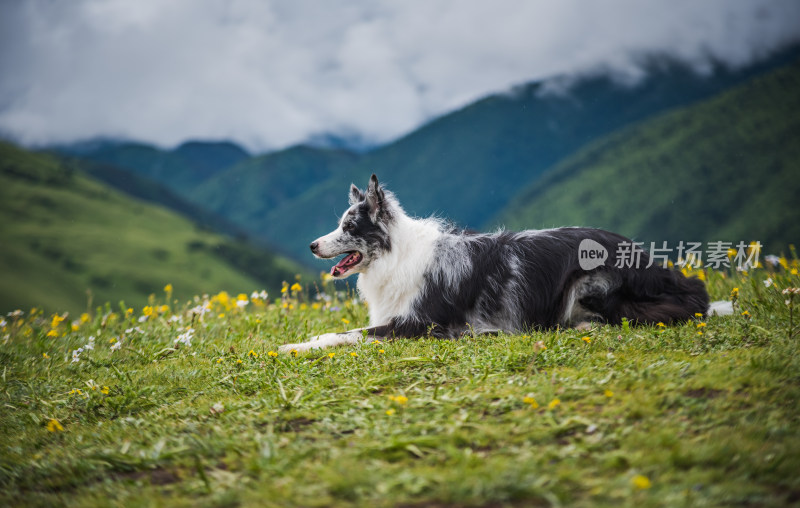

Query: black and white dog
[[279, 175, 729, 352]]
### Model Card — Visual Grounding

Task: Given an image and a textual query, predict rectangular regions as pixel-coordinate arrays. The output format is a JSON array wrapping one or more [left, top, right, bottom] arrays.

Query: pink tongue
[[332, 253, 357, 276]]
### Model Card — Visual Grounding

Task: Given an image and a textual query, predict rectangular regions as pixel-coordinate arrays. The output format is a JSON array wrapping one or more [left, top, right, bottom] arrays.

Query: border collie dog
[[280, 175, 727, 352]]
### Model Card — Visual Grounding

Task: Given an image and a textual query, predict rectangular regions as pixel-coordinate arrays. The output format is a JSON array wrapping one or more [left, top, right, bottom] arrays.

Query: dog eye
[[342, 222, 355, 232]]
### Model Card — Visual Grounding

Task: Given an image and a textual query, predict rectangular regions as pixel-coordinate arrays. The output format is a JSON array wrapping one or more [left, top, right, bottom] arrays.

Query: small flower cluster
[[71, 336, 95, 363]]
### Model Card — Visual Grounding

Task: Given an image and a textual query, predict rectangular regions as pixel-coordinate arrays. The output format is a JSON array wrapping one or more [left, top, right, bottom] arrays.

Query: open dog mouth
[[331, 251, 363, 277]]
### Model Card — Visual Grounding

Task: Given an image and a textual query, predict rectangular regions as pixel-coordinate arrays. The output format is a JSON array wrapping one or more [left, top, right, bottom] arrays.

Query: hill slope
[[191, 144, 360, 233], [0, 142, 306, 315], [62, 140, 250, 194], [493, 59, 800, 253]]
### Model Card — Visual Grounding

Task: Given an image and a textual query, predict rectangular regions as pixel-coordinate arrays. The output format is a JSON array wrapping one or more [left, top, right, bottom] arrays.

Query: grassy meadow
[[1, 261, 799, 507]]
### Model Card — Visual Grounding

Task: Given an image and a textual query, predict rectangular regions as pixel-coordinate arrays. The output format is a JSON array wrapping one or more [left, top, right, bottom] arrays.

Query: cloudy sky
[[1, 0, 799, 152]]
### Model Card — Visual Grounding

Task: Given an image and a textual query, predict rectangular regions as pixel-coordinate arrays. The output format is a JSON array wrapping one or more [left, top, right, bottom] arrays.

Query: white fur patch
[[357, 214, 442, 326], [279, 330, 364, 353], [708, 300, 734, 316]]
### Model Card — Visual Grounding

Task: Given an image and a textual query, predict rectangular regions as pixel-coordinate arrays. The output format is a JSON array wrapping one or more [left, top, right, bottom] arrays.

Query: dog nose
[[310, 241, 319, 253]]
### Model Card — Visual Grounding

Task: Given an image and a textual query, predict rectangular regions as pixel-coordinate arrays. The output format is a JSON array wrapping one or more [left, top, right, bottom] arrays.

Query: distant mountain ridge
[[53, 45, 800, 262]]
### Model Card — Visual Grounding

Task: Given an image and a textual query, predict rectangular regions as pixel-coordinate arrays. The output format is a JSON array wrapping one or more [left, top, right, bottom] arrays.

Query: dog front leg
[[278, 330, 363, 353], [277, 324, 401, 353]]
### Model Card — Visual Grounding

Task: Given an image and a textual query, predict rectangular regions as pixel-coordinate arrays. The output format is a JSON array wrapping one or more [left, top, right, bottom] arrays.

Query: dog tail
[[708, 300, 734, 316]]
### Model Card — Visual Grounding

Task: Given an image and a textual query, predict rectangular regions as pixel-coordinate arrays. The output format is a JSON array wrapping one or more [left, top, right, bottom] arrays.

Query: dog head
[[310, 174, 393, 278]]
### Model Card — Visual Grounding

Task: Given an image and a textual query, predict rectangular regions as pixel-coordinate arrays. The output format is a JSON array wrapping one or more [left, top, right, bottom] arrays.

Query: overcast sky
[[1, 0, 799, 152]]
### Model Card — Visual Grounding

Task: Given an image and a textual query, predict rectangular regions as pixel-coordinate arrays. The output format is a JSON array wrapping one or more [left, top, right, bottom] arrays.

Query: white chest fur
[[357, 216, 442, 326]]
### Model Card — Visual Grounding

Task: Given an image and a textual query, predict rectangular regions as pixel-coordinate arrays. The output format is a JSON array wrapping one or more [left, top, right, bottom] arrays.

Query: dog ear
[[365, 174, 384, 222], [349, 184, 364, 206]]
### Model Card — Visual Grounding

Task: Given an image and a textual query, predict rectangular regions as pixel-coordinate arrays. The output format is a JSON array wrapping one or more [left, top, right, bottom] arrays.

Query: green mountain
[[0, 142, 307, 315], [191, 144, 360, 236], [493, 60, 800, 254], [62, 139, 250, 194]]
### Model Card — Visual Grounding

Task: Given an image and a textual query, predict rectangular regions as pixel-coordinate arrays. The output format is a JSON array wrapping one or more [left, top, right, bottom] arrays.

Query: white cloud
[[1, 0, 798, 152]]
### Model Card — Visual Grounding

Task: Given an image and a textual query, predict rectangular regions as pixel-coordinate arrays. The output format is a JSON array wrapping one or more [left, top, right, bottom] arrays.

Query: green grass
[[0, 141, 309, 315], [2, 266, 799, 507]]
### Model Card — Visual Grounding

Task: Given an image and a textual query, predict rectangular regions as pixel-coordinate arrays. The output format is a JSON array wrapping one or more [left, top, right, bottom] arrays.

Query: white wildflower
[[71, 348, 83, 363], [83, 336, 95, 350], [174, 328, 195, 347], [137, 314, 149, 323], [765, 254, 780, 267], [168, 315, 182, 324], [236, 299, 249, 309], [210, 402, 224, 415], [0, 319, 6, 328], [251, 290, 269, 301], [764, 277, 773, 288], [111, 340, 122, 351]]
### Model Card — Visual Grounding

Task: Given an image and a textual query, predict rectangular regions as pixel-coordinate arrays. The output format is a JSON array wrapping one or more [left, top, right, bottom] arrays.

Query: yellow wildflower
[[281, 283, 288, 294], [159, 305, 169, 314], [164, 283, 173, 293], [290, 282, 302, 292], [694, 313, 703, 318], [372, 339, 382, 345], [792, 268, 798, 276], [696, 322, 706, 328], [290, 349, 298, 357], [631, 474, 652, 490], [126, 308, 133, 316], [741, 310, 751, 317], [581, 336, 591, 343], [216, 357, 223, 364], [101, 386, 110, 395], [548, 398, 561, 409], [342, 318, 350, 324], [656, 322, 666, 328], [730, 287, 739, 299], [46, 330, 58, 338], [385, 409, 395, 416], [236, 359, 243, 364], [523, 396, 539, 408], [142, 306, 154, 317], [328, 353, 335, 358], [350, 352, 358, 357], [248, 349, 258, 358], [378, 349, 385, 354], [80, 313, 90, 323], [42, 352, 50, 359], [268, 351, 278, 358], [389, 395, 408, 405], [604, 390, 614, 398], [46, 419, 64, 432], [50, 314, 65, 329]]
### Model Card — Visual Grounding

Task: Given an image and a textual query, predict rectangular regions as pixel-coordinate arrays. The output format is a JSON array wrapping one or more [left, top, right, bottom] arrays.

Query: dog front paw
[[278, 340, 317, 353]]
